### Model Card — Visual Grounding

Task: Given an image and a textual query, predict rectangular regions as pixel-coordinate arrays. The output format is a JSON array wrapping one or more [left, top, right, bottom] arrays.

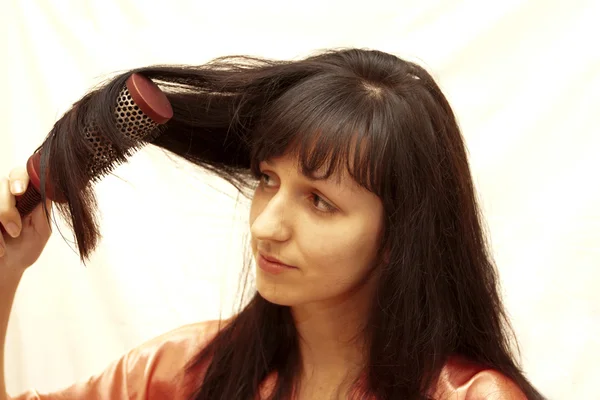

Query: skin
[[0, 168, 52, 271], [0, 168, 52, 400], [250, 153, 385, 398]]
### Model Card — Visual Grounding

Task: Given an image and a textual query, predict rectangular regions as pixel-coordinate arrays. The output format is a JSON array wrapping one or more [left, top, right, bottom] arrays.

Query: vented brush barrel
[[14, 73, 173, 219]]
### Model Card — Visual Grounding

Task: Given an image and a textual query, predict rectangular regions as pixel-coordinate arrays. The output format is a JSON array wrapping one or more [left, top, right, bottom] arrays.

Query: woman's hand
[[0, 167, 52, 273]]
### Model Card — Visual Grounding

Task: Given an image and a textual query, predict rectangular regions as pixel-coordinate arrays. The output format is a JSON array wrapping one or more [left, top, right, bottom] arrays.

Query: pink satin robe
[[10, 320, 526, 399]]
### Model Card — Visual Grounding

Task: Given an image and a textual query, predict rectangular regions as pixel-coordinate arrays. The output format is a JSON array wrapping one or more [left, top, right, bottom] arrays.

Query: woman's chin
[[256, 279, 299, 306]]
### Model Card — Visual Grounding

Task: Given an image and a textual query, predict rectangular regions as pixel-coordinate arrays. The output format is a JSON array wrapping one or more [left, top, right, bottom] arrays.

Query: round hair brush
[[13, 73, 173, 219]]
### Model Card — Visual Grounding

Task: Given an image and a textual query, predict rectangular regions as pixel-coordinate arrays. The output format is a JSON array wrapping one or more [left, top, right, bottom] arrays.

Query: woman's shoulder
[[136, 325, 528, 400], [123, 319, 227, 399], [9, 320, 227, 400], [432, 356, 527, 400], [127, 324, 528, 400]]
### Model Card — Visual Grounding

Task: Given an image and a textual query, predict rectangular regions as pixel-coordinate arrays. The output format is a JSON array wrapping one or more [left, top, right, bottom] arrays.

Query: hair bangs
[[250, 74, 391, 194]]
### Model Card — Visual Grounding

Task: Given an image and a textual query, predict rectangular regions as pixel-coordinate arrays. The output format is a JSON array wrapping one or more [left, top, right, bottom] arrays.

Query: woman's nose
[[250, 192, 292, 242]]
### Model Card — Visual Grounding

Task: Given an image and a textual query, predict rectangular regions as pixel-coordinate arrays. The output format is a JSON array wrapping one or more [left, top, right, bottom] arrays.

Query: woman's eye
[[311, 194, 337, 215], [260, 173, 276, 187], [258, 171, 336, 215]]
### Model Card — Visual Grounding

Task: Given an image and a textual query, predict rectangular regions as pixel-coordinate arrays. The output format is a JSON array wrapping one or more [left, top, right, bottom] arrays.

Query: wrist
[[0, 267, 24, 293]]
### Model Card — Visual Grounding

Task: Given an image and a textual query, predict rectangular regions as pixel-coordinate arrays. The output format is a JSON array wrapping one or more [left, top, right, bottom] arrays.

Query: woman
[[1, 49, 544, 399]]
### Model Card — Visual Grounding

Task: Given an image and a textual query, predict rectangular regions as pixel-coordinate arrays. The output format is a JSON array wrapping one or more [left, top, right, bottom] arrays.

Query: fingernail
[[5, 222, 20, 238], [12, 180, 24, 194]]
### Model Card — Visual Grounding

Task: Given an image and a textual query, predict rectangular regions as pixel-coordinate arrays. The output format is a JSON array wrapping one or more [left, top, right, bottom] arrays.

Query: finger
[[8, 167, 30, 196], [0, 177, 22, 238]]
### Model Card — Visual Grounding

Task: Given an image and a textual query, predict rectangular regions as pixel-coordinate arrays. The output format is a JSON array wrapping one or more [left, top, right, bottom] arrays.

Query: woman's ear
[[381, 246, 390, 264]]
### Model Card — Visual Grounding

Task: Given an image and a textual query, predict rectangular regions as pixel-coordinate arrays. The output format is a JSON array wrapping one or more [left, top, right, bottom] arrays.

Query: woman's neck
[[291, 276, 376, 386]]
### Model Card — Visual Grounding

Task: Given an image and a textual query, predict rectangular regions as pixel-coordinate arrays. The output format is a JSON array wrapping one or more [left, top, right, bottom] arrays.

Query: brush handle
[[0, 160, 51, 236], [14, 152, 46, 218], [0, 181, 42, 236], [15, 184, 43, 218], [0, 155, 48, 236]]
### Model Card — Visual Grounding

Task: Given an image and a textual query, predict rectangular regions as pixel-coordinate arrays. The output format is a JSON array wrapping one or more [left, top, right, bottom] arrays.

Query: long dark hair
[[38, 49, 544, 399]]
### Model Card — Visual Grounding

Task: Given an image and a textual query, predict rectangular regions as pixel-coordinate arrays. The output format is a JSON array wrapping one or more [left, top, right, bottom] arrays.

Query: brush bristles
[[84, 85, 162, 181], [86, 126, 166, 184]]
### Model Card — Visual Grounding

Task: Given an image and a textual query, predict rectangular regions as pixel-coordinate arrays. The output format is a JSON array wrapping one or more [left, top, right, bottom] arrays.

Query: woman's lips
[[257, 252, 296, 275]]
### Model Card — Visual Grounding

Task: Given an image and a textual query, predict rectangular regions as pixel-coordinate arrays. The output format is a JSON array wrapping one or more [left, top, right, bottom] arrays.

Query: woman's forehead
[[262, 154, 364, 193]]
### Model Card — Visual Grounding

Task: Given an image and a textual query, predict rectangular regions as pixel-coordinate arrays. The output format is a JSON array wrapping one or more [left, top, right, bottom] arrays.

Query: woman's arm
[[1, 269, 24, 400], [5, 321, 220, 400]]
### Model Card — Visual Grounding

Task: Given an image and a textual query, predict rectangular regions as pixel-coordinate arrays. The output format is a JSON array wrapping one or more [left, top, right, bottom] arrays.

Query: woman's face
[[250, 153, 384, 307]]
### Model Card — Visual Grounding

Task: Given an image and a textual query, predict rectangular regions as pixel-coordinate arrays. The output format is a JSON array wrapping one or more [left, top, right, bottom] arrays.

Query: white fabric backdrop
[[2, 0, 599, 398]]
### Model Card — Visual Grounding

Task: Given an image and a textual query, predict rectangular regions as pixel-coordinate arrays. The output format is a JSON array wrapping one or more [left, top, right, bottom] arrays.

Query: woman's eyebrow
[[262, 159, 326, 180], [304, 170, 362, 196], [262, 159, 358, 191]]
